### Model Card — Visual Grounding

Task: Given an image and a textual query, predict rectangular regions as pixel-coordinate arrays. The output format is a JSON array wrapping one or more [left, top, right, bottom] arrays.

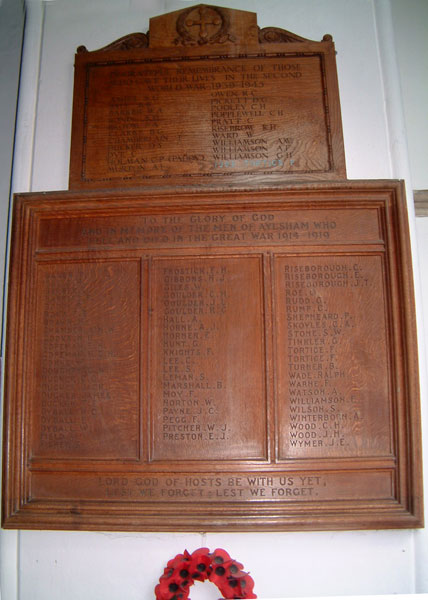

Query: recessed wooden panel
[[150, 255, 267, 462], [32, 260, 141, 460], [2, 182, 423, 531], [275, 254, 391, 460], [69, 5, 346, 189]]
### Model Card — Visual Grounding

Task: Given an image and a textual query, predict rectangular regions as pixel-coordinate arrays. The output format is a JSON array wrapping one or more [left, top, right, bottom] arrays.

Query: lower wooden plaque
[[2, 181, 423, 530]]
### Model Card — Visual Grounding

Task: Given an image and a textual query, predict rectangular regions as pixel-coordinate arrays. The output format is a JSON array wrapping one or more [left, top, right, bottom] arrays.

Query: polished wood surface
[[2, 181, 423, 531], [69, 5, 346, 189]]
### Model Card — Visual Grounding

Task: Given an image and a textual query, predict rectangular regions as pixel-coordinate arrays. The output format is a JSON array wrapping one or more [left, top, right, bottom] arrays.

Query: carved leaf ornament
[[155, 548, 256, 599]]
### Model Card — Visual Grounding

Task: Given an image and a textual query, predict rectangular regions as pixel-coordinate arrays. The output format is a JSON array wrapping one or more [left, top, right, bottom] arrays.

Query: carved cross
[[185, 7, 221, 40]]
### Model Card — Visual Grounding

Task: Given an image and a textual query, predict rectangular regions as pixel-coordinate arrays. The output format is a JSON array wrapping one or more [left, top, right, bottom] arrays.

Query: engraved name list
[[71, 53, 341, 187]]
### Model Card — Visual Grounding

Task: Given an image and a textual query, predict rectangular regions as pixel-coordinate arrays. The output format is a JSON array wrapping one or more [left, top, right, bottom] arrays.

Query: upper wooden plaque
[[2, 181, 423, 531], [69, 4, 346, 189]]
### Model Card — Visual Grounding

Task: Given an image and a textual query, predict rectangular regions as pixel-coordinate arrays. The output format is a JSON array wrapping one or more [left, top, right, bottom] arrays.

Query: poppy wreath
[[155, 547, 257, 600]]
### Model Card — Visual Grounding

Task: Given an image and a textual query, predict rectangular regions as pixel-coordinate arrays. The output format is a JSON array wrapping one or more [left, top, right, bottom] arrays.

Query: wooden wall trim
[[414, 190, 428, 217]]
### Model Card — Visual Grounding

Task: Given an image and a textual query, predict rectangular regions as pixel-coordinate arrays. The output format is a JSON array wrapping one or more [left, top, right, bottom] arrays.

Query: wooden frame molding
[[2, 181, 423, 532], [414, 190, 428, 217]]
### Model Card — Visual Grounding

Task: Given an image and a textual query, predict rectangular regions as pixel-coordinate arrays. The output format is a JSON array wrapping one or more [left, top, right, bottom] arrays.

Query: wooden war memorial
[[69, 4, 346, 189], [2, 5, 423, 531]]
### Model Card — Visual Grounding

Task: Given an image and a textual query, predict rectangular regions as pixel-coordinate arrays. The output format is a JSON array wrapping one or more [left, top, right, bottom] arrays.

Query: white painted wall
[[389, 1, 428, 592], [0, 0, 24, 340], [0, 4, 25, 596], [391, 0, 428, 191], [1, 1, 428, 599], [415, 214, 428, 594]]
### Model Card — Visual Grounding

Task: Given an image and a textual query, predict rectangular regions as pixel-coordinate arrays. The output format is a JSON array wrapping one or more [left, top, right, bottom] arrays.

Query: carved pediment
[[77, 4, 330, 53]]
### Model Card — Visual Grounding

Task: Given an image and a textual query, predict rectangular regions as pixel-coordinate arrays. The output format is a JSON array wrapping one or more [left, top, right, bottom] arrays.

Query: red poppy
[[213, 569, 256, 599], [210, 548, 232, 565], [226, 572, 256, 599], [208, 561, 229, 587], [155, 582, 188, 600], [188, 547, 212, 581], [224, 560, 244, 579], [156, 575, 189, 600], [166, 550, 191, 570]]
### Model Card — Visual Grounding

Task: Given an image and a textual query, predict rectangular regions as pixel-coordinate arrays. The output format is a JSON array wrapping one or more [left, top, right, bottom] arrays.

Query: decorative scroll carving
[[77, 32, 149, 54], [174, 4, 235, 46], [258, 27, 333, 44], [76, 24, 334, 53], [259, 26, 313, 44]]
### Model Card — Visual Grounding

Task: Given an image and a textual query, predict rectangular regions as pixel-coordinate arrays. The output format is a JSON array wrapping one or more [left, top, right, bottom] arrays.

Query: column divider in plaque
[[269, 249, 279, 464], [146, 253, 154, 464], [140, 254, 149, 464]]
